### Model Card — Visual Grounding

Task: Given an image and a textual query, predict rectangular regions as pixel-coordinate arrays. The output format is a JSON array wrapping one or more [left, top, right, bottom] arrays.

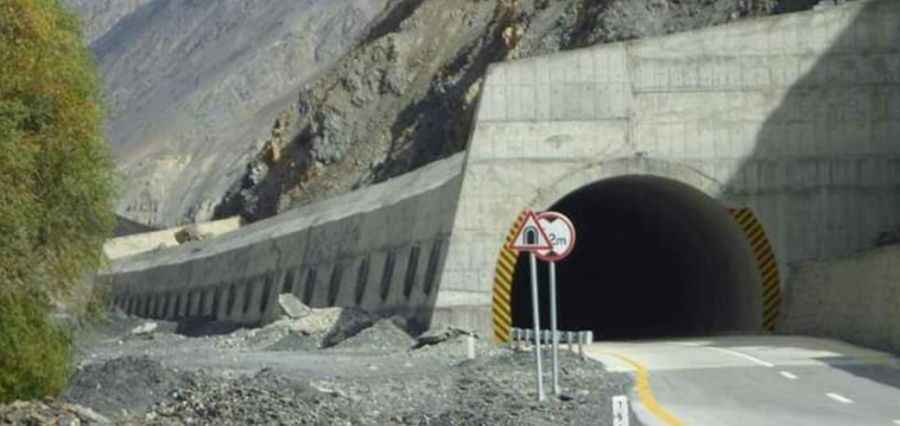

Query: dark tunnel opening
[[511, 175, 762, 340]]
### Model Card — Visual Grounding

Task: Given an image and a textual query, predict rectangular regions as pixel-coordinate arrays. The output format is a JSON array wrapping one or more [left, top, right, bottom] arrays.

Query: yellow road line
[[597, 351, 685, 426]]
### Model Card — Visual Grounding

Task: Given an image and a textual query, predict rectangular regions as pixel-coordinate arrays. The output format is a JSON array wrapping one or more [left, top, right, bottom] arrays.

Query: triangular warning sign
[[507, 210, 553, 252]]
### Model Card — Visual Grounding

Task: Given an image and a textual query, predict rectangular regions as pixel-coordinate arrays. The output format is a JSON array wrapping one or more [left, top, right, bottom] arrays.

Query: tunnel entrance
[[510, 175, 762, 340]]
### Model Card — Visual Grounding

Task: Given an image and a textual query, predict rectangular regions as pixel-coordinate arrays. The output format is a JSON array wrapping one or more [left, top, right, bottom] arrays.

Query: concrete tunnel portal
[[510, 175, 765, 340]]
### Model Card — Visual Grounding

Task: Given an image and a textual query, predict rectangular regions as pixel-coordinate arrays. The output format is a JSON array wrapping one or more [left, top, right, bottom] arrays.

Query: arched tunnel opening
[[510, 175, 763, 340]]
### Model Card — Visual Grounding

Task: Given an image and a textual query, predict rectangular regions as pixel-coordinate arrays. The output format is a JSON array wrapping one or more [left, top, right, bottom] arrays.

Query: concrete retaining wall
[[105, 153, 465, 328], [103, 217, 243, 260], [781, 245, 900, 353]]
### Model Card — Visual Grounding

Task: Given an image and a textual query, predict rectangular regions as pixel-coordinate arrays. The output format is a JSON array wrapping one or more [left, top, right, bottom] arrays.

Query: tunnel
[[510, 175, 763, 340]]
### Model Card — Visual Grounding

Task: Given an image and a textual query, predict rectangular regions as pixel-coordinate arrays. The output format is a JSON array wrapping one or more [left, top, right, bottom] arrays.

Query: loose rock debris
[[33, 305, 642, 425]]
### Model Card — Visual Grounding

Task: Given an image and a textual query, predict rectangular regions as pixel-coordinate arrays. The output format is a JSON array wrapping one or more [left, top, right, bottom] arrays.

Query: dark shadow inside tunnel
[[511, 175, 762, 340]]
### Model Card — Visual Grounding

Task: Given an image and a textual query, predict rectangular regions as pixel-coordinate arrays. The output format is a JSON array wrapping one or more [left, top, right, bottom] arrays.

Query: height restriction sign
[[535, 211, 576, 262]]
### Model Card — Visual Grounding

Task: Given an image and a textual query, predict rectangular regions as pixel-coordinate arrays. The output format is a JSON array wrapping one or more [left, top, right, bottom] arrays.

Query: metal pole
[[549, 261, 560, 395], [529, 252, 545, 402]]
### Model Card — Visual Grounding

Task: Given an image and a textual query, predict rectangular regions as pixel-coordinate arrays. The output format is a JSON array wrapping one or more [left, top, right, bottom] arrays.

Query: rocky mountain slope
[[64, 0, 156, 45], [65, 0, 389, 227], [68, 0, 790, 226]]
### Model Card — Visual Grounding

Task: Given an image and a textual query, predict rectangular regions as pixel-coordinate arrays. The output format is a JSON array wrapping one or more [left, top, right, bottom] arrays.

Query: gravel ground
[[56, 308, 641, 425], [63, 356, 193, 418]]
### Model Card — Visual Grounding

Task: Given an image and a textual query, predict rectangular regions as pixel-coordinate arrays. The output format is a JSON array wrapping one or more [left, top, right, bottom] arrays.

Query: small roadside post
[[613, 395, 630, 426], [535, 211, 577, 396], [508, 209, 554, 402]]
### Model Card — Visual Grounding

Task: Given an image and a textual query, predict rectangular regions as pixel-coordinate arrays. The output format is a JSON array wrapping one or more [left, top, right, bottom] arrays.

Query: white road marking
[[707, 347, 775, 368], [892, 420, 900, 425], [826, 393, 854, 404], [779, 371, 798, 380]]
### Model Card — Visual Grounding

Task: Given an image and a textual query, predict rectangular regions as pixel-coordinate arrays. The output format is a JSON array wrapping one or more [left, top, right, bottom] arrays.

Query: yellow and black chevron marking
[[492, 211, 527, 343], [729, 208, 782, 332]]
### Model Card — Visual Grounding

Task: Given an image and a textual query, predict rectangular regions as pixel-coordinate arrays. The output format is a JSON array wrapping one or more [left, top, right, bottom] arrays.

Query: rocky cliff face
[[66, 0, 388, 227], [68, 0, 793, 227]]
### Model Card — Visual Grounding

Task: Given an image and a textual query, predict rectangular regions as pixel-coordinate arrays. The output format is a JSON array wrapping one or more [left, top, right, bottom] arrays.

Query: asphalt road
[[586, 335, 900, 426]]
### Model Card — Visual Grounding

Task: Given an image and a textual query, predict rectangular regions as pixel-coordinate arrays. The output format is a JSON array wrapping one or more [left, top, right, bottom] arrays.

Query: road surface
[[586, 335, 900, 426]]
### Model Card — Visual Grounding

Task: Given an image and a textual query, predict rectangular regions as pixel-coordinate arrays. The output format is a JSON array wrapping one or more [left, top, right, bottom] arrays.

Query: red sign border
[[534, 211, 576, 262], [507, 209, 553, 252]]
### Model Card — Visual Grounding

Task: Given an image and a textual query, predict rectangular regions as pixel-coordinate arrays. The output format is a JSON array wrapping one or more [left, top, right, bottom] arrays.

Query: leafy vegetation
[[0, 291, 72, 403], [0, 0, 116, 401]]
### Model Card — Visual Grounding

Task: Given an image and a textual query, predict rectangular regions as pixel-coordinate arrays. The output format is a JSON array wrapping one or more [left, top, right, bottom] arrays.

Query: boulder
[[130, 322, 158, 336], [276, 294, 312, 319], [174, 225, 208, 244]]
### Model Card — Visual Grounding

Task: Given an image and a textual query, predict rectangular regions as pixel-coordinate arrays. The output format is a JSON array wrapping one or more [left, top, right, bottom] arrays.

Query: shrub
[[0, 0, 117, 297], [0, 0, 116, 401], [0, 291, 72, 403]]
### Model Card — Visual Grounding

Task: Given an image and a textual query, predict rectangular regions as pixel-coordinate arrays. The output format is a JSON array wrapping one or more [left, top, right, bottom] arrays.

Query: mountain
[[66, 0, 787, 227], [65, 0, 388, 226]]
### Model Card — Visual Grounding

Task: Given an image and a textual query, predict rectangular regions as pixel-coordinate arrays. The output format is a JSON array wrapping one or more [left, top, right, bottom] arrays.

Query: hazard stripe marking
[[493, 284, 511, 300], [493, 306, 512, 324], [492, 212, 527, 343], [763, 282, 779, 299], [729, 208, 781, 333], [736, 209, 753, 224], [764, 289, 780, 306], [757, 251, 776, 267], [497, 256, 516, 274], [495, 266, 513, 283]]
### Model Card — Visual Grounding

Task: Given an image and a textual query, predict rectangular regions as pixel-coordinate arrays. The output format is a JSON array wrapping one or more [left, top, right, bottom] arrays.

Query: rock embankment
[[25, 304, 641, 425]]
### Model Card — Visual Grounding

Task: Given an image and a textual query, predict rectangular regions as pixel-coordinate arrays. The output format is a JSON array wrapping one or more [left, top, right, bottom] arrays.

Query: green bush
[[0, 0, 117, 401], [0, 0, 117, 296], [0, 291, 72, 403]]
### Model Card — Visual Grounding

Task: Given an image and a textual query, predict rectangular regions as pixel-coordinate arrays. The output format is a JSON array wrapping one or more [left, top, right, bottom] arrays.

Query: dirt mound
[[319, 308, 380, 348], [265, 309, 414, 353], [63, 356, 193, 418], [326, 316, 416, 353]]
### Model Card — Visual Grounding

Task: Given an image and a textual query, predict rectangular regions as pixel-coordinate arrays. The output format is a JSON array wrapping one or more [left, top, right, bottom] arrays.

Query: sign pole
[[528, 251, 545, 402], [549, 260, 559, 395]]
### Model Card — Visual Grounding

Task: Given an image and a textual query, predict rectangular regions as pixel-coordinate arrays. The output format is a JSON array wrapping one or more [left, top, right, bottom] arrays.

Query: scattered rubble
[[0, 400, 111, 425], [64, 306, 639, 425], [139, 369, 360, 426]]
